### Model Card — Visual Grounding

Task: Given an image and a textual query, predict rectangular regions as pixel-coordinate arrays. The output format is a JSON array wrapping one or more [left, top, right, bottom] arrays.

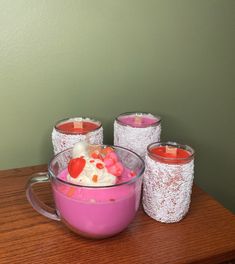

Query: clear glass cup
[[26, 145, 145, 239]]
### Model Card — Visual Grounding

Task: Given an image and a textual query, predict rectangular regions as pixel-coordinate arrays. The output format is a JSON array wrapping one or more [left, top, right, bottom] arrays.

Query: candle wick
[[74, 121, 83, 129], [134, 116, 142, 125], [165, 146, 177, 156]]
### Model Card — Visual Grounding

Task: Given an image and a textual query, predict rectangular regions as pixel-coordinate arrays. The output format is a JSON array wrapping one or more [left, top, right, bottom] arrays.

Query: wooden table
[[1, 165, 235, 264]]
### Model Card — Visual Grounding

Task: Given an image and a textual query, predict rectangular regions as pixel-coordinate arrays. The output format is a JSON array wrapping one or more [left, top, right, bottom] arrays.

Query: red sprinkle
[[130, 171, 136, 177], [90, 160, 95, 163], [96, 163, 104, 169], [91, 151, 104, 161], [91, 152, 99, 159]]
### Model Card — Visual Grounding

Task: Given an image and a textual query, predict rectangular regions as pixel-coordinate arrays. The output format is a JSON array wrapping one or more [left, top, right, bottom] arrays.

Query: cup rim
[[147, 141, 195, 163], [115, 112, 161, 128], [48, 144, 145, 188], [54, 117, 102, 135]]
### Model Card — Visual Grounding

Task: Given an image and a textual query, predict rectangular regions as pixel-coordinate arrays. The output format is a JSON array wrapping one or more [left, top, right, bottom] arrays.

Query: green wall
[[0, 1, 234, 212]]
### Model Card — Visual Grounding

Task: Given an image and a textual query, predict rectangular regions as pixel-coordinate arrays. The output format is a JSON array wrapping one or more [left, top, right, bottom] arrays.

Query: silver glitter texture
[[142, 155, 194, 223], [114, 121, 161, 158], [52, 118, 103, 154]]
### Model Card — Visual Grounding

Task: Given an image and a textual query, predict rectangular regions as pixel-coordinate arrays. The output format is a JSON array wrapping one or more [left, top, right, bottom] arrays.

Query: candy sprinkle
[[130, 171, 136, 177], [96, 163, 104, 169], [67, 187, 75, 197], [92, 175, 98, 182], [91, 151, 104, 161]]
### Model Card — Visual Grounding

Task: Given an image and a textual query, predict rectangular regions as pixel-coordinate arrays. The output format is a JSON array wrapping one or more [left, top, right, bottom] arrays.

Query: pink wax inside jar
[[56, 121, 100, 135], [149, 146, 193, 164], [52, 167, 141, 238], [117, 113, 159, 128]]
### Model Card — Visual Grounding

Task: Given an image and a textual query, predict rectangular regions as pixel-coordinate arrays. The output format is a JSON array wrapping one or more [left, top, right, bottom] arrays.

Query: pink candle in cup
[[114, 112, 161, 157], [26, 144, 145, 239], [142, 142, 195, 223], [52, 117, 103, 154]]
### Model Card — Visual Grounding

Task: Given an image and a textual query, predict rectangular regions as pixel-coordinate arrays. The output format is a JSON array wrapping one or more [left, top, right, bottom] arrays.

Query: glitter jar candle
[[142, 142, 195, 223], [114, 112, 161, 157], [52, 117, 103, 154]]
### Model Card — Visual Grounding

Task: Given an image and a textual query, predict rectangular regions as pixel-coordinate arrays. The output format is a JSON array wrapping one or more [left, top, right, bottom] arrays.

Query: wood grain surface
[[0, 165, 235, 264]]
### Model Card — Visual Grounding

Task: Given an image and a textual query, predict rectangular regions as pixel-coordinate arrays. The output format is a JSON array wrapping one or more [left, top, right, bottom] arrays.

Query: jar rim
[[147, 141, 195, 163], [54, 117, 102, 135], [115, 112, 161, 127]]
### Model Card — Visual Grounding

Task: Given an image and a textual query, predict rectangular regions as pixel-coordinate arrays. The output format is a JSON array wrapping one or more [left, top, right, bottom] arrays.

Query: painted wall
[[0, 1, 234, 212]]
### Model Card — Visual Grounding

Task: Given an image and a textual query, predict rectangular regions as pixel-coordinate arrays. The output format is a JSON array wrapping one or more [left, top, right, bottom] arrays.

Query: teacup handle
[[26, 172, 60, 221]]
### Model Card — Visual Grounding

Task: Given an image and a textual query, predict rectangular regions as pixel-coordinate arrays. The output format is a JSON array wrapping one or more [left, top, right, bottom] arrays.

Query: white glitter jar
[[142, 142, 195, 223], [114, 112, 161, 157], [52, 117, 103, 154]]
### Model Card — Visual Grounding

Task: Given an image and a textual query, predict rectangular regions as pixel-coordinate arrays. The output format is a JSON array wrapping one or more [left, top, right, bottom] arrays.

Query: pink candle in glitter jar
[[52, 117, 103, 154], [142, 142, 195, 223], [114, 112, 161, 157]]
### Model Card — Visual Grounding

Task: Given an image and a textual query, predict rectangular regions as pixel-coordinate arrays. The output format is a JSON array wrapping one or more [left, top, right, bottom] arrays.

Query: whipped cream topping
[[67, 142, 121, 186]]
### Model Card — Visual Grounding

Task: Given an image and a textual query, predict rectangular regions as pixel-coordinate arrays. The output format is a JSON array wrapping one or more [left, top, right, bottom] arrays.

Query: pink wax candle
[[25, 145, 145, 239], [142, 142, 195, 223], [52, 117, 103, 154], [53, 166, 142, 238], [117, 114, 159, 128], [114, 112, 161, 157]]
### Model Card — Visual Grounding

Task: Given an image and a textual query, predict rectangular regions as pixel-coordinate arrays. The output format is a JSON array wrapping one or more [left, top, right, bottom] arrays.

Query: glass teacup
[[26, 145, 145, 239]]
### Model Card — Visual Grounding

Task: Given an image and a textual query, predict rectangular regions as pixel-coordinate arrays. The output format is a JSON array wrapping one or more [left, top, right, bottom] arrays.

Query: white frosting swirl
[[67, 142, 117, 186]]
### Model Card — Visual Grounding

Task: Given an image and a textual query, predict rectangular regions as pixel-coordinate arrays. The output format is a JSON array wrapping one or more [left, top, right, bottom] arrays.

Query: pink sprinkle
[[104, 157, 115, 167], [106, 152, 118, 163], [107, 162, 123, 177], [115, 162, 124, 176]]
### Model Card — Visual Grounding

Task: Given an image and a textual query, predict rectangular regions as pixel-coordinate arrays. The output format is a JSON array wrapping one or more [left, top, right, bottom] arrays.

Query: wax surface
[[118, 114, 159, 128], [150, 146, 192, 164], [56, 121, 99, 134], [52, 168, 140, 237]]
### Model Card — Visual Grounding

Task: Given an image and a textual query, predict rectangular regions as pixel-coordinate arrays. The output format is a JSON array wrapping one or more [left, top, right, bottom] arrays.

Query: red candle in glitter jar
[[143, 142, 195, 223], [52, 117, 103, 154], [56, 120, 100, 135], [148, 143, 194, 165]]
